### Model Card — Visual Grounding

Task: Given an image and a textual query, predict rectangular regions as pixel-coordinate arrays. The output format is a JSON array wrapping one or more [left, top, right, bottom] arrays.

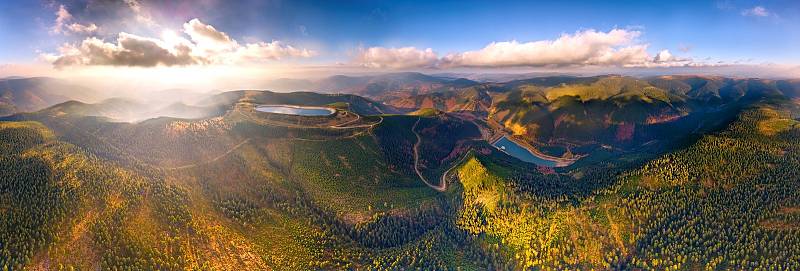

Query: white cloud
[[742, 6, 770, 17], [45, 18, 313, 68], [124, 0, 157, 26], [638, 49, 698, 67], [440, 29, 651, 68], [52, 5, 71, 31], [653, 50, 673, 62], [45, 33, 200, 68], [354, 47, 439, 69], [63, 22, 99, 34], [52, 5, 98, 35], [183, 19, 238, 51], [182, 19, 313, 64], [350, 29, 710, 69]]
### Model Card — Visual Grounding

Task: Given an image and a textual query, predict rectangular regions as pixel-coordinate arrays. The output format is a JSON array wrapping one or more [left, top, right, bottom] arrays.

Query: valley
[[492, 136, 561, 167], [1, 74, 800, 270], [3, 1, 799, 269]]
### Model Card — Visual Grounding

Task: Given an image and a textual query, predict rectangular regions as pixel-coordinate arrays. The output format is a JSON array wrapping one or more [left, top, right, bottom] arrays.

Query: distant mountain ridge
[[2, 73, 800, 270], [4, 73, 800, 152], [6, 89, 398, 123], [0, 77, 101, 116], [24, 97, 226, 122], [381, 74, 800, 151], [264, 72, 478, 97]]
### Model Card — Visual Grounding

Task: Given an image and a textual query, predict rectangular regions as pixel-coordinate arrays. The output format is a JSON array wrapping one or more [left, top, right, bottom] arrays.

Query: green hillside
[[451, 100, 800, 269], [0, 90, 498, 270], [380, 75, 800, 160], [2, 79, 800, 270]]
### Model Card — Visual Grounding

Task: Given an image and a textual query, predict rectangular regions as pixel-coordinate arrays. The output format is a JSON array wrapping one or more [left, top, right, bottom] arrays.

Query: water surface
[[492, 136, 558, 167], [255, 105, 335, 116]]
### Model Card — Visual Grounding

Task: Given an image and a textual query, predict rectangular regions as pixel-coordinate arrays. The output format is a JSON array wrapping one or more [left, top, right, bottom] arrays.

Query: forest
[[0, 87, 799, 270]]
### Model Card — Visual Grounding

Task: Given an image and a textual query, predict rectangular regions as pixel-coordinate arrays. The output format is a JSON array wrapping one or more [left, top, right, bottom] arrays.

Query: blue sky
[[0, 0, 798, 77]]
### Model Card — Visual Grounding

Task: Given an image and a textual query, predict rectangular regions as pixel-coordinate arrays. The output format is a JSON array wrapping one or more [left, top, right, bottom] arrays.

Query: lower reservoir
[[492, 136, 558, 167]]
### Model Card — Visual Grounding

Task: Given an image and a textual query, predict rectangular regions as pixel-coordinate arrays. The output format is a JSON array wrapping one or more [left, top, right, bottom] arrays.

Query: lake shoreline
[[491, 135, 580, 167]]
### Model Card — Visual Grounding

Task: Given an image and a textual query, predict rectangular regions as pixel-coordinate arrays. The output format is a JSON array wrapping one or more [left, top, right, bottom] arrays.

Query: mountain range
[[0, 77, 101, 116], [2, 73, 800, 269]]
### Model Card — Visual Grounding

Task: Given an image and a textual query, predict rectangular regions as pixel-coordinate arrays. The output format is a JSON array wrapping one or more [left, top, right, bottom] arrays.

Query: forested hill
[[450, 98, 800, 269], [0, 77, 101, 116], [381, 75, 800, 152], [1, 77, 800, 270]]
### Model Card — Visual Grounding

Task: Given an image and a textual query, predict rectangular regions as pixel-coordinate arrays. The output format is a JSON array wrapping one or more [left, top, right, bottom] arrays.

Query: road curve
[[412, 117, 447, 192], [439, 148, 472, 189]]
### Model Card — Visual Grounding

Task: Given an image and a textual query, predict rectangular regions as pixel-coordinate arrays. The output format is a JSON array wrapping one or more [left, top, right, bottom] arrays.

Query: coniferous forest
[[1, 74, 800, 270]]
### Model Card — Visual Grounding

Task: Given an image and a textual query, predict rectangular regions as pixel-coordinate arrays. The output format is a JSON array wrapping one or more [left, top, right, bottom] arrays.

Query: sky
[[1, 0, 799, 85]]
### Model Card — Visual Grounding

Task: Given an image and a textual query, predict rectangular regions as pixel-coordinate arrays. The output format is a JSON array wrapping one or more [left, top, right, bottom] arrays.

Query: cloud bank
[[45, 18, 313, 68], [354, 47, 438, 69], [441, 29, 649, 67], [353, 29, 697, 69], [46, 33, 198, 67]]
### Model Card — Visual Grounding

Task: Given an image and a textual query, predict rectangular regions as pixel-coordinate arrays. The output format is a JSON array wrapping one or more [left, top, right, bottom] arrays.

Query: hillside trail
[[161, 138, 251, 170], [57, 118, 252, 171]]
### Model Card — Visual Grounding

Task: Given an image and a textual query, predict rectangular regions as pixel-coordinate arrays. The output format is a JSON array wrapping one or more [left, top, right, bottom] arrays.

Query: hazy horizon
[[1, 0, 799, 92]]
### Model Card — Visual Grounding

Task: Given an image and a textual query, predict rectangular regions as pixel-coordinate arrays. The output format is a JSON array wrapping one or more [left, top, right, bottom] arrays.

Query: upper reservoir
[[255, 105, 336, 116], [492, 136, 558, 167]]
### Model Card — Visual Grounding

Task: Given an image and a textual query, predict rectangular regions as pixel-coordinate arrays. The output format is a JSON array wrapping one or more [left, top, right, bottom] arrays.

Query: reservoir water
[[492, 136, 558, 167], [255, 105, 336, 116]]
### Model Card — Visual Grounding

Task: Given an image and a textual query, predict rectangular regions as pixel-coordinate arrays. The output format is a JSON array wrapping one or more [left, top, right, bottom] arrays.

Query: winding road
[[438, 148, 472, 190], [412, 117, 449, 192]]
